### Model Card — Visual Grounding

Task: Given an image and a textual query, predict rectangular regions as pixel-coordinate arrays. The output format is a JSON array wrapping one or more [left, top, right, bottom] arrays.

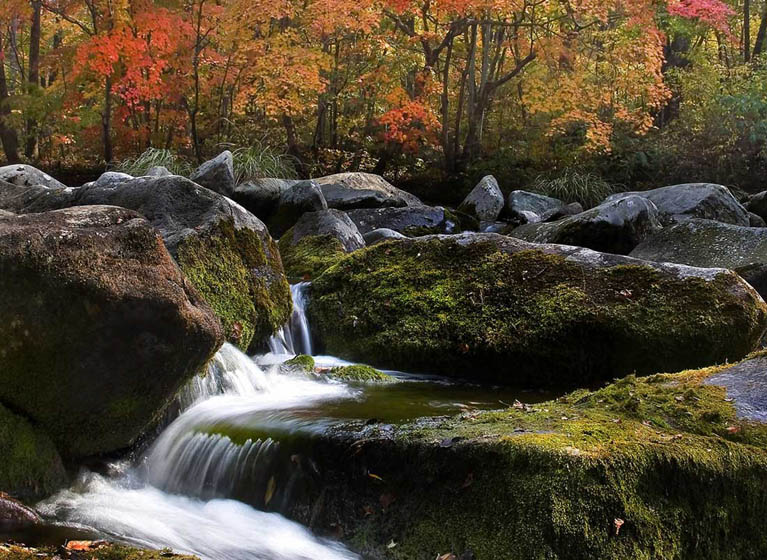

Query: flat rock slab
[[707, 357, 767, 422]]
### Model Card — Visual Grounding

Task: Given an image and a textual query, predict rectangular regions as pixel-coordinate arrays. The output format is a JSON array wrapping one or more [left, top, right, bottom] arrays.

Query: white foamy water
[[39, 472, 356, 560], [41, 288, 360, 560], [268, 283, 313, 357]]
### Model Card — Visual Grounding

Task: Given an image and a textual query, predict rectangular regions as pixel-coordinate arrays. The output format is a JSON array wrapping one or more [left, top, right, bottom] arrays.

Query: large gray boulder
[[458, 175, 504, 222], [506, 190, 567, 224], [314, 172, 422, 210], [233, 178, 299, 220], [511, 195, 662, 255], [309, 232, 767, 386], [630, 219, 767, 299], [0, 206, 224, 458], [279, 209, 364, 281], [94, 171, 133, 188], [0, 175, 292, 351], [346, 205, 454, 236], [146, 165, 172, 177], [0, 164, 66, 189], [190, 150, 235, 197], [269, 180, 329, 237], [605, 183, 749, 226]]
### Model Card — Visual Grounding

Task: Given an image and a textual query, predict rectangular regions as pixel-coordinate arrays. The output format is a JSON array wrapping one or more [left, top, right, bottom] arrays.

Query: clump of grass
[[531, 169, 620, 208], [232, 143, 296, 184], [115, 147, 192, 177]]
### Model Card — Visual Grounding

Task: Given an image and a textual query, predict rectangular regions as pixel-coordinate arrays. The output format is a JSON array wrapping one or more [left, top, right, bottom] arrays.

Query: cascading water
[[35, 283, 537, 559], [39, 282, 358, 560], [268, 283, 312, 356]]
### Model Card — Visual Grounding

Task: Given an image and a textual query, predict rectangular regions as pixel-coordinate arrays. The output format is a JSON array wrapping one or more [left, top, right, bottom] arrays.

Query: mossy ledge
[[284, 354, 316, 372], [309, 233, 767, 387], [277, 228, 348, 282], [177, 218, 292, 350], [329, 365, 394, 383], [0, 543, 198, 560], [285, 357, 767, 559]]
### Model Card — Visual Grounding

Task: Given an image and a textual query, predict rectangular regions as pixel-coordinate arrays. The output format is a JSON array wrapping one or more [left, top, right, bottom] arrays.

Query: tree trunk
[[745, 0, 752, 61], [440, 36, 454, 170], [753, 2, 767, 57], [102, 76, 113, 163], [25, 0, 42, 159], [0, 36, 21, 163]]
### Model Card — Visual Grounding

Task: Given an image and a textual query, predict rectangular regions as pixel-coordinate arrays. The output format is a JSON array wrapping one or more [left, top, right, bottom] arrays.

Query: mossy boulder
[[329, 365, 393, 382], [0, 175, 292, 350], [309, 233, 767, 387], [0, 404, 66, 502], [284, 354, 316, 372], [284, 356, 767, 559], [630, 218, 767, 299], [278, 210, 364, 281], [0, 206, 224, 459]]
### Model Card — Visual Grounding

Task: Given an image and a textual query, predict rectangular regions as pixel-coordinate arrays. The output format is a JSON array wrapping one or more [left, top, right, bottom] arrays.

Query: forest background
[[0, 0, 765, 203]]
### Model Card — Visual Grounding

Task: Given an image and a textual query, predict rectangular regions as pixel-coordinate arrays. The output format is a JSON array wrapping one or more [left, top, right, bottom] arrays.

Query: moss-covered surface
[[177, 218, 291, 350], [284, 354, 316, 372], [309, 236, 767, 387], [329, 365, 394, 383], [0, 206, 224, 459], [0, 404, 67, 502], [0, 543, 197, 560], [277, 228, 348, 282], [287, 359, 767, 559]]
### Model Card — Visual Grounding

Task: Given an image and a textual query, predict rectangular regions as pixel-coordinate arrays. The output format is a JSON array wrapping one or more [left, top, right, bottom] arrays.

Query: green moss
[[289, 361, 767, 559], [329, 365, 393, 382], [0, 543, 198, 560], [284, 354, 315, 372], [277, 229, 348, 282], [0, 403, 67, 501], [177, 218, 291, 350], [309, 237, 767, 387]]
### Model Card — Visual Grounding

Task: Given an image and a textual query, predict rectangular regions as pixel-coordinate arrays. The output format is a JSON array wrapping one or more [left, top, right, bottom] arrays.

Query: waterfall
[[268, 283, 313, 356], [176, 343, 272, 410], [40, 343, 357, 560]]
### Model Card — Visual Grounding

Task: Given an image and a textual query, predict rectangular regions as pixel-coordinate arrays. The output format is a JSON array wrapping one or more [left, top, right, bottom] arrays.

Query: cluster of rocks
[[4, 152, 767, 560]]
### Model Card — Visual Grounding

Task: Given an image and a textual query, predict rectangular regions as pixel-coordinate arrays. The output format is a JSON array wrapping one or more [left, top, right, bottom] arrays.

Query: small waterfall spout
[[268, 283, 312, 356], [176, 342, 271, 409]]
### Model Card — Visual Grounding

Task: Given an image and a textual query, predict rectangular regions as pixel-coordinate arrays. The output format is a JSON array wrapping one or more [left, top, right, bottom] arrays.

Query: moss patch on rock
[[329, 365, 393, 383], [287, 358, 767, 559], [284, 354, 316, 372], [309, 234, 767, 387], [177, 218, 291, 350], [277, 228, 348, 282], [0, 404, 66, 502]]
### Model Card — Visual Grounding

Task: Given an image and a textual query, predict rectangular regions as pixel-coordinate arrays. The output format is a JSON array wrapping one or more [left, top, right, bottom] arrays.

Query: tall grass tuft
[[231, 144, 296, 184], [531, 170, 620, 209], [115, 148, 193, 177]]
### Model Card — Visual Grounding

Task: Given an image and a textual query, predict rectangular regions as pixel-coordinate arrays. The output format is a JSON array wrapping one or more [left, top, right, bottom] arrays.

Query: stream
[[6, 284, 550, 560]]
